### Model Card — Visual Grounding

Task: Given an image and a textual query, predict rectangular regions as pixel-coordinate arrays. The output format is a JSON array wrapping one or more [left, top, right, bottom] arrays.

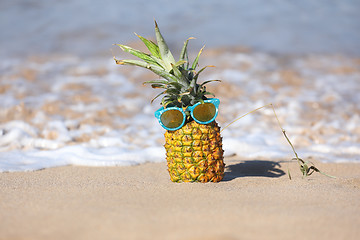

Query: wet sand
[[1, 158, 359, 240]]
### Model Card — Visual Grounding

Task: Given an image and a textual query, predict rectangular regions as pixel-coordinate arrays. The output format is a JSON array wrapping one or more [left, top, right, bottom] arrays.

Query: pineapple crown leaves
[[114, 20, 220, 108]]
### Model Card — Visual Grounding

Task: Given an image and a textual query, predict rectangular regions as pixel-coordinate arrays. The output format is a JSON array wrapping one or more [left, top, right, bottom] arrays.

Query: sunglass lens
[[161, 110, 184, 129], [193, 103, 216, 122]]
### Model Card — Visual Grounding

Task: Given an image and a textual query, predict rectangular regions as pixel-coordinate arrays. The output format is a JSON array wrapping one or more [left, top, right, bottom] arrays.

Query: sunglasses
[[154, 98, 220, 131]]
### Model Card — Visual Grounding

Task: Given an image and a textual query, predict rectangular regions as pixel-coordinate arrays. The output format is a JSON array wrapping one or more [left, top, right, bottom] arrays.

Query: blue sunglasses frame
[[154, 98, 220, 131]]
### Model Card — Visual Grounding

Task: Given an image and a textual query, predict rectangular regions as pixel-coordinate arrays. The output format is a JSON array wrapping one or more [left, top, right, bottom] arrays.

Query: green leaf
[[115, 58, 179, 83], [151, 84, 166, 89], [198, 99, 205, 104], [149, 65, 181, 83], [134, 33, 161, 59], [193, 65, 215, 80], [161, 97, 167, 106], [200, 79, 221, 86], [192, 45, 205, 70], [143, 80, 169, 85], [179, 37, 195, 64], [174, 60, 187, 68], [115, 44, 163, 68], [167, 81, 183, 90], [165, 88, 181, 95], [150, 56, 167, 69], [162, 97, 177, 107], [114, 58, 149, 67], [200, 91, 215, 98], [154, 20, 175, 71], [171, 64, 189, 86], [179, 89, 190, 95]]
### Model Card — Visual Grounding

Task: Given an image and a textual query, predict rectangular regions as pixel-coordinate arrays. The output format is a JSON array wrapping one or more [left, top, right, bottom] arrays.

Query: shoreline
[[1, 159, 359, 240]]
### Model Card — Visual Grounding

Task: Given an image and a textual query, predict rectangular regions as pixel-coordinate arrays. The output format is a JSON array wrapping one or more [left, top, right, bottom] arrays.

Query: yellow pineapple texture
[[164, 121, 224, 182]]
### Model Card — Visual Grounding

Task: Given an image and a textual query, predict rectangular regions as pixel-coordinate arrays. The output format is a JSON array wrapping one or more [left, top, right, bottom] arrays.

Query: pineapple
[[114, 21, 224, 182]]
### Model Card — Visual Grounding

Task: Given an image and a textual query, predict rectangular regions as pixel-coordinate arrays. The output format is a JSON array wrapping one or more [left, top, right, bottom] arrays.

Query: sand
[[0, 158, 359, 240]]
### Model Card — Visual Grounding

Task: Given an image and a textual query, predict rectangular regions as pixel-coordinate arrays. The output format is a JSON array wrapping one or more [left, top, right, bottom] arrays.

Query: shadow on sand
[[223, 160, 286, 181]]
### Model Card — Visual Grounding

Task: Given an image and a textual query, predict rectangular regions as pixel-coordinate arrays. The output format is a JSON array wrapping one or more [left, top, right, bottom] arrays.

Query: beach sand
[[1, 158, 359, 240]]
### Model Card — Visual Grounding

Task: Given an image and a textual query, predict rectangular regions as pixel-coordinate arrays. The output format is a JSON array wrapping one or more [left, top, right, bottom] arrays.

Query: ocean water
[[1, 0, 360, 57], [0, 0, 360, 172]]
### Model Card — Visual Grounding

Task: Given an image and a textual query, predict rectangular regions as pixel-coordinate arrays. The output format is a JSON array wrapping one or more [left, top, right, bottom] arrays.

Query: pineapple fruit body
[[164, 120, 224, 182]]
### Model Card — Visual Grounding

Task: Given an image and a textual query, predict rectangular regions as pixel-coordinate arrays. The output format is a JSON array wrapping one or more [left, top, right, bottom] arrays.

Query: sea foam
[[0, 52, 359, 172]]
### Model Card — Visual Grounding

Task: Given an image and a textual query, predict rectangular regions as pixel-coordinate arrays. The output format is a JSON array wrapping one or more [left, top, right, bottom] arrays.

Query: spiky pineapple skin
[[164, 121, 225, 182]]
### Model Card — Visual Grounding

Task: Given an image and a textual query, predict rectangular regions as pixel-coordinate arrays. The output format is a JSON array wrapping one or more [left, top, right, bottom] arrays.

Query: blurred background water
[[1, 0, 360, 58]]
